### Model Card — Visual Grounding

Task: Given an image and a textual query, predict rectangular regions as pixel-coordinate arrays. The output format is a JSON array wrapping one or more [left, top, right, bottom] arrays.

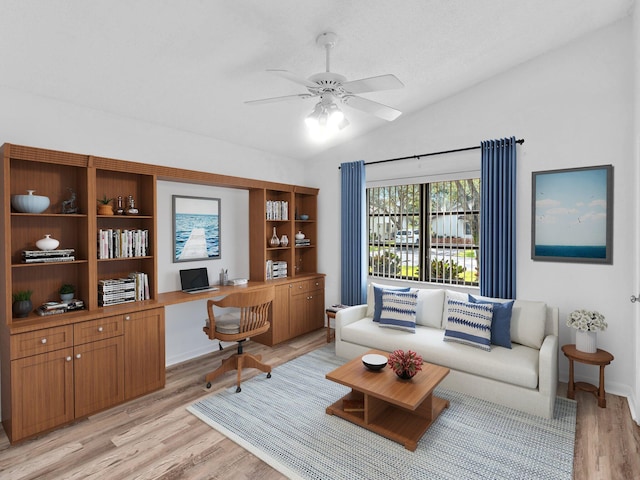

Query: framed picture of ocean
[[172, 195, 221, 262], [531, 165, 613, 264]]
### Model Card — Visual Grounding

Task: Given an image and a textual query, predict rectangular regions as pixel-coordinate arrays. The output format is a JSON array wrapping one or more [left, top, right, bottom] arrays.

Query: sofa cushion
[[469, 294, 514, 349], [442, 290, 469, 328], [378, 290, 418, 333], [511, 300, 547, 349], [340, 319, 539, 389], [444, 298, 493, 351], [372, 285, 410, 322], [415, 289, 445, 328]]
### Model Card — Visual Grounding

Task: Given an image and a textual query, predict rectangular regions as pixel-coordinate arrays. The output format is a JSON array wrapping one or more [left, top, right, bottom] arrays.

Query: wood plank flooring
[[0, 329, 638, 479]]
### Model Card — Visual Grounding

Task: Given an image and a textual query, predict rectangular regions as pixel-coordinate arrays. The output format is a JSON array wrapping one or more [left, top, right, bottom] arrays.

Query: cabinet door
[[124, 308, 165, 400], [270, 284, 291, 344], [74, 336, 124, 418], [11, 348, 74, 442], [290, 292, 309, 338], [307, 287, 325, 331]]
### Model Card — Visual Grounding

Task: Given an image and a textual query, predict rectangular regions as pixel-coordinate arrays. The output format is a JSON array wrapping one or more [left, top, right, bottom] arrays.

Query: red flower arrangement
[[388, 349, 423, 379]]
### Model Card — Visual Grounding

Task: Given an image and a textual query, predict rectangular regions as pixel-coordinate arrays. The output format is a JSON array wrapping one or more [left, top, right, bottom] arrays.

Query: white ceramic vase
[[36, 234, 60, 251], [575, 329, 597, 353]]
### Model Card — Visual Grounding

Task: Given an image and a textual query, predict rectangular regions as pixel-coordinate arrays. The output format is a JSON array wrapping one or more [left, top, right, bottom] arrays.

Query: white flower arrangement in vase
[[567, 309, 607, 353], [566, 309, 607, 332]]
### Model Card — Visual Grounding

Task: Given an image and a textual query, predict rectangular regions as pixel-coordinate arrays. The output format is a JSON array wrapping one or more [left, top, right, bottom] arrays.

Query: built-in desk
[[158, 273, 325, 347]]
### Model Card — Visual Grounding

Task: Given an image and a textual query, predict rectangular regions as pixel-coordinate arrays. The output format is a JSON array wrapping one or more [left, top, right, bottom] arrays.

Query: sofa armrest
[[538, 333, 559, 398], [335, 305, 368, 342]]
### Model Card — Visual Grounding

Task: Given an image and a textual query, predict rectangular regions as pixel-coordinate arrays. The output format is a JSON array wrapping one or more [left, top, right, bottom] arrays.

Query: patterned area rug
[[188, 345, 576, 480]]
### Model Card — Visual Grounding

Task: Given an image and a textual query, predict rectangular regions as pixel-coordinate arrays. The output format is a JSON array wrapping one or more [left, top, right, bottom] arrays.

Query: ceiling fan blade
[[342, 95, 402, 121], [244, 93, 312, 105], [341, 74, 404, 94], [267, 69, 318, 88]]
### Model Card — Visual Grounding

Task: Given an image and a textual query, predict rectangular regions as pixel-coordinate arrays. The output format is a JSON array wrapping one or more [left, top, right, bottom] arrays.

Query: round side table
[[561, 344, 614, 408]]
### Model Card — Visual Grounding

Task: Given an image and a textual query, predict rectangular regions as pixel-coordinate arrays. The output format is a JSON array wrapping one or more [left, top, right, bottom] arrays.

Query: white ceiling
[[0, 0, 634, 160]]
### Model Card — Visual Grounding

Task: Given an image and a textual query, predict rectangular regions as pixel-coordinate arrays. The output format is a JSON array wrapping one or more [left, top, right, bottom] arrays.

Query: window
[[367, 179, 480, 286]]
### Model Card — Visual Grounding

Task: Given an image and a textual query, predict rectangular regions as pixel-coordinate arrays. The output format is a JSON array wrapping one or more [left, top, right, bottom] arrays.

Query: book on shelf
[[266, 200, 288, 221], [35, 299, 85, 316], [23, 256, 76, 263], [98, 229, 149, 259], [23, 248, 75, 258]]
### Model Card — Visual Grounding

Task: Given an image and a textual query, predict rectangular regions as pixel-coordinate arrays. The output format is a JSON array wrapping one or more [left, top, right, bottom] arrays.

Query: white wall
[[156, 181, 250, 365], [307, 19, 637, 413]]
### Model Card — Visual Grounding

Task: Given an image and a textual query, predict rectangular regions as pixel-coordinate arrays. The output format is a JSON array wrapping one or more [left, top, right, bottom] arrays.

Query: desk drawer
[[11, 325, 74, 360], [74, 315, 123, 345]]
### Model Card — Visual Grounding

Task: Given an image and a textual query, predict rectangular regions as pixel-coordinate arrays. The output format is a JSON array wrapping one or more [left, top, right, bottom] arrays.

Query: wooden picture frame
[[173, 195, 221, 262], [531, 165, 613, 264]]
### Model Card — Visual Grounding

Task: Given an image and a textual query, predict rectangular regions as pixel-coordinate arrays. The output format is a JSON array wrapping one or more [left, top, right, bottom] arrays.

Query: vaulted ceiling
[[0, 0, 633, 160]]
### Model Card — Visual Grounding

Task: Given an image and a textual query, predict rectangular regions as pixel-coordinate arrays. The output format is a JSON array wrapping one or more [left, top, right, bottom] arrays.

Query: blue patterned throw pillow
[[378, 290, 418, 333], [444, 298, 493, 351], [468, 294, 514, 349], [372, 285, 410, 322]]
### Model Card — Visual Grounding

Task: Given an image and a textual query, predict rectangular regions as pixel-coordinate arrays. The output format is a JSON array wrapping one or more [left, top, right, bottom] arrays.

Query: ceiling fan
[[245, 32, 404, 134]]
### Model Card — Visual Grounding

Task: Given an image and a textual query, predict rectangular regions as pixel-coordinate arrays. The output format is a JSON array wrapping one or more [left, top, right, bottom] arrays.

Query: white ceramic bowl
[[299, 214, 309, 220], [11, 190, 50, 213], [362, 353, 388, 371]]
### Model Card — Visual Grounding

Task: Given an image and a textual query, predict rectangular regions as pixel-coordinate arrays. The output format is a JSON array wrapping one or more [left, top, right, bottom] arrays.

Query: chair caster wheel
[[236, 386, 241, 393], [267, 372, 271, 379], [206, 382, 212, 389]]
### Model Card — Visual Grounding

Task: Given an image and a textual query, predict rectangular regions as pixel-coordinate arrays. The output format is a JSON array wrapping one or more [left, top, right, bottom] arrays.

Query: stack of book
[[36, 299, 85, 316], [22, 249, 75, 263], [98, 278, 136, 306], [265, 260, 288, 279], [295, 238, 311, 247]]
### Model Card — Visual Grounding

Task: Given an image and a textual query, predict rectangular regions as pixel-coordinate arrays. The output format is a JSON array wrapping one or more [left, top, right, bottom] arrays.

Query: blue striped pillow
[[378, 290, 418, 333], [444, 298, 493, 351]]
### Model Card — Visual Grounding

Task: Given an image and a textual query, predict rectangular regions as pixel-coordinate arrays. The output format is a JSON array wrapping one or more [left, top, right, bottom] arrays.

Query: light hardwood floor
[[0, 329, 638, 479]]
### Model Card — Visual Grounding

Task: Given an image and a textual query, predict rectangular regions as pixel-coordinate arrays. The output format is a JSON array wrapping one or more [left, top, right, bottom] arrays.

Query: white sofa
[[335, 284, 559, 418]]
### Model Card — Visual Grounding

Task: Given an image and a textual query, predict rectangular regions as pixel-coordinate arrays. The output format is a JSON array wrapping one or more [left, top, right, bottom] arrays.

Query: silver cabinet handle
[[125, 315, 131, 321], [41, 338, 47, 344], [66, 356, 72, 362], [98, 326, 103, 332], [76, 353, 81, 359]]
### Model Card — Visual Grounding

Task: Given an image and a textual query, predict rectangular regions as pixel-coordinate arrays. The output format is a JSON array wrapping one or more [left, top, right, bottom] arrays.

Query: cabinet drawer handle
[[41, 338, 47, 344], [125, 315, 131, 321], [76, 353, 81, 359], [97, 326, 103, 332], [66, 356, 72, 362]]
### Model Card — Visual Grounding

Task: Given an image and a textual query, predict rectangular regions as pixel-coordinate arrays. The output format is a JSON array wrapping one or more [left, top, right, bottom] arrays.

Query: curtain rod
[[338, 138, 524, 169]]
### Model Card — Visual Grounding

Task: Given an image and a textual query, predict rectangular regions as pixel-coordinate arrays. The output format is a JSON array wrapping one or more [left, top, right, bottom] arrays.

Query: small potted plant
[[388, 349, 423, 379], [12, 290, 33, 318], [59, 284, 76, 302], [97, 195, 114, 215]]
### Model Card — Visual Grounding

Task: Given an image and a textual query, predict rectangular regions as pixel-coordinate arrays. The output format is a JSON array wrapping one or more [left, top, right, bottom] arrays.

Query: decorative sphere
[[11, 190, 50, 213]]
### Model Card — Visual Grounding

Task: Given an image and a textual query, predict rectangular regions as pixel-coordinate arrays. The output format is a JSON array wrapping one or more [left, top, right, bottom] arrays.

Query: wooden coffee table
[[325, 349, 450, 451]]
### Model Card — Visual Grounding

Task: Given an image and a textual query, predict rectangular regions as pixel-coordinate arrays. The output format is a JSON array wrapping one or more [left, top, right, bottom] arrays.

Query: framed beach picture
[[173, 195, 221, 262], [531, 165, 613, 264]]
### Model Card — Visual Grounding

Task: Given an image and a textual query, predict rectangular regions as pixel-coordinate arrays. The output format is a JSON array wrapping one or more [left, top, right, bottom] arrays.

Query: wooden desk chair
[[203, 286, 275, 392]]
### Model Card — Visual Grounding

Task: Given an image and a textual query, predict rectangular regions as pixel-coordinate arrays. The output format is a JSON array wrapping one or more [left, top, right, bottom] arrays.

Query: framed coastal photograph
[[531, 165, 613, 264], [173, 195, 221, 262]]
